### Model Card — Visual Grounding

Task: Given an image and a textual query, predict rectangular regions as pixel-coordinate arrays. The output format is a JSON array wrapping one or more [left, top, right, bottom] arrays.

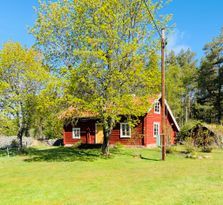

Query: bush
[[11, 139, 19, 148], [193, 128, 215, 153], [184, 137, 197, 154], [176, 120, 201, 143], [178, 121, 216, 153], [202, 147, 213, 153], [114, 142, 124, 149], [166, 145, 176, 154]]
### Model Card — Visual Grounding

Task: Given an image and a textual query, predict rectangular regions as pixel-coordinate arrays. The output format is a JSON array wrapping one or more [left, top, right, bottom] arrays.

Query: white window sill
[[120, 136, 131, 138]]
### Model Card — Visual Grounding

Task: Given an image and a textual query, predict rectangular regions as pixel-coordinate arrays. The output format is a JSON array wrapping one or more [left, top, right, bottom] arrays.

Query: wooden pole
[[161, 28, 166, 161]]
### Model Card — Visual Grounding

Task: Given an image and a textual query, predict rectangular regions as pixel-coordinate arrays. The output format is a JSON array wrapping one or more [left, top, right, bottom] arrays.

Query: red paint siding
[[109, 119, 144, 145], [63, 104, 178, 146], [63, 120, 96, 145], [143, 105, 178, 146], [144, 107, 161, 145]]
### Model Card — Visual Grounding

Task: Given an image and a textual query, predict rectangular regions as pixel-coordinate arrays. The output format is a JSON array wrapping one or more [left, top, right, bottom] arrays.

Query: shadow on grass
[[110, 148, 161, 161], [139, 155, 161, 161], [2, 144, 162, 162], [23, 147, 103, 162]]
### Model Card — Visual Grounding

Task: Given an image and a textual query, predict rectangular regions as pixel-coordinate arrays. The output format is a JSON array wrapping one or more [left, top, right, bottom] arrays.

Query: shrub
[[166, 135, 176, 154], [193, 128, 215, 153], [202, 147, 212, 153], [166, 145, 176, 154], [176, 120, 201, 143], [178, 121, 216, 153], [11, 139, 19, 148], [184, 137, 197, 154], [114, 142, 124, 149]]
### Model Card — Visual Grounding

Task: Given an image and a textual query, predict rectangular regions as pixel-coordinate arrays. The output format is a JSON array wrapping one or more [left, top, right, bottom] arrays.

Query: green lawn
[[0, 146, 223, 205]]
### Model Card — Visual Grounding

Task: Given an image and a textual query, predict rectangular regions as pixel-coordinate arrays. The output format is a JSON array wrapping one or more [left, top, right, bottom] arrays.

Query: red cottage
[[62, 96, 180, 147]]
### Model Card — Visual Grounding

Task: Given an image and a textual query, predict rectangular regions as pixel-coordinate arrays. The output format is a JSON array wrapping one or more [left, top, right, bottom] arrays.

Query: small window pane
[[154, 101, 160, 113], [72, 128, 80, 139], [153, 123, 159, 137], [120, 123, 131, 138]]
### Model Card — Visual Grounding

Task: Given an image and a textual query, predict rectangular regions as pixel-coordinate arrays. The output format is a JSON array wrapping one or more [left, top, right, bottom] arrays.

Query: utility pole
[[143, 0, 167, 160], [161, 28, 166, 161]]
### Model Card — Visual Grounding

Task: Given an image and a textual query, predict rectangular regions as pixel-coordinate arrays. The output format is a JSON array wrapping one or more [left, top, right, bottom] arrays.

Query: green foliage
[[31, 0, 171, 154], [179, 122, 216, 153], [184, 137, 197, 154], [113, 142, 124, 150], [205, 123, 223, 148], [0, 115, 17, 136], [166, 145, 176, 154], [195, 28, 223, 123], [0, 42, 50, 145], [177, 120, 202, 143], [193, 129, 215, 153], [32, 77, 64, 139], [166, 49, 197, 126]]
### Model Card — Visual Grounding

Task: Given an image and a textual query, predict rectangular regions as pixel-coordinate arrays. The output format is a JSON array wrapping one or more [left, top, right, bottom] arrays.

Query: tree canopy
[[195, 29, 223, 123], [31, 0, 171, 154], [0, 42, 50, 147]]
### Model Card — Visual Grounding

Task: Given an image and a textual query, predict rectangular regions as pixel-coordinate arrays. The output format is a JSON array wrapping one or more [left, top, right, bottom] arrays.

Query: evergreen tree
[[195, 29, 223, 123], [166, 49, 197, 126]]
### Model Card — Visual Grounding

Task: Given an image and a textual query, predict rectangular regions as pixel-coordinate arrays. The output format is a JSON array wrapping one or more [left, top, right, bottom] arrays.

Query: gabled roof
[[148, 94, 180, 131], [165, 100, 180, 132], [59, 106, 98, 120]]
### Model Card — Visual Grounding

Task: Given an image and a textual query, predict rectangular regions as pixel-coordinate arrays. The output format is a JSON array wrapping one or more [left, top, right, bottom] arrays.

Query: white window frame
[[154, 101, 160, 114], [72, 128, 81, 139], [120, 123, 131, 138], [153, 122, 160, 138]]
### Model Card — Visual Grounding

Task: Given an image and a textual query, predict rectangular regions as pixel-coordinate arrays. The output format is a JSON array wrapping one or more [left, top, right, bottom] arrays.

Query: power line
[[142, 0, 162, 38]]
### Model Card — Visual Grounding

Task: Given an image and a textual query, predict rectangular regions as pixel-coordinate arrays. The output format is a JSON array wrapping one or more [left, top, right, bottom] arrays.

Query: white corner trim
[[164, 100, 180, 131], [148, 94, 180, 132]]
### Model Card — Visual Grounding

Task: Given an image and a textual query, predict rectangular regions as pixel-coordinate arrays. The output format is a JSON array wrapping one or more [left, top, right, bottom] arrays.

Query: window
[[72, 128, 80, 139], [120, 123, 131, 138], [153, 122, 160, 138], [154, 101, 160, 114]]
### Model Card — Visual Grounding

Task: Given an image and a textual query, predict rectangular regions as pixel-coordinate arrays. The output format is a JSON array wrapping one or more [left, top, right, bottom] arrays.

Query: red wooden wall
[[63, 120, 96, 145], [63, 105, 178, 146]]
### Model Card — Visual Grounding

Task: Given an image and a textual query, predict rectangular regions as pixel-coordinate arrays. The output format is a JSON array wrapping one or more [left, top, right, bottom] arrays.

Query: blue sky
[[163, 0, 223, 59], [0, 0, 222, 61]]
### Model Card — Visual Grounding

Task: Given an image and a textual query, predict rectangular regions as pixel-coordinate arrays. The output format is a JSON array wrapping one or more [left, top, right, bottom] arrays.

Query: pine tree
[[195, 29, 223, 123], [166, 49, 197, 126]]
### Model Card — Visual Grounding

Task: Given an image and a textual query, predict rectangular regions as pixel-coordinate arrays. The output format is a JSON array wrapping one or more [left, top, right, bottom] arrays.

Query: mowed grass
[[0, 146, 223, 205]]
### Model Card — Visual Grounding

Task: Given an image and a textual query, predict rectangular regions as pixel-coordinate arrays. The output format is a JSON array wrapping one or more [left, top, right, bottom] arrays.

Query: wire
[[142, 0, 162, 38]]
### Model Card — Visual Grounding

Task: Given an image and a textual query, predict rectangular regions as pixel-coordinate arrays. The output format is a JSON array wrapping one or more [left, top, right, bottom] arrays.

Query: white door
[[154, 122, 160, 146]]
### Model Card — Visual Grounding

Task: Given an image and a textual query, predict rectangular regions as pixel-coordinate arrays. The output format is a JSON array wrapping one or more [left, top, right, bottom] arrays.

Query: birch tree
[[0, 42, 49, 148]]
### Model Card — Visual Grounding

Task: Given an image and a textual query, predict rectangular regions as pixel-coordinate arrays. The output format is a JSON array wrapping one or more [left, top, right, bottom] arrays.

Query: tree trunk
[[101, 128, 110, 155], [185, 94, 189, 123], [101, 117, 114, 156], [17, 127, 24, 149]]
